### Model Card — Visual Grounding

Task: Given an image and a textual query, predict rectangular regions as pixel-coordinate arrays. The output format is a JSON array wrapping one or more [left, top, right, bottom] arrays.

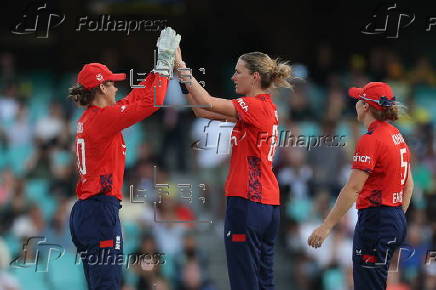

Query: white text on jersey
[[237, 98, 248, 112], [353, 153, 371, 163], [392, 133, 405, 145]]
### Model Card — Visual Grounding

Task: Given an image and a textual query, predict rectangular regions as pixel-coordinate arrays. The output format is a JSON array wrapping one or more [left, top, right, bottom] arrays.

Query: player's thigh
[[74, 198, 121, 251]]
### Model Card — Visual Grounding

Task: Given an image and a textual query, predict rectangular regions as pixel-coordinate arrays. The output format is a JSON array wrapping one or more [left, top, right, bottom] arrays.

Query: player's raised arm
[[182, 91, 237, 122], [91, 28, 181, 138], [92, 73, 168, 136]]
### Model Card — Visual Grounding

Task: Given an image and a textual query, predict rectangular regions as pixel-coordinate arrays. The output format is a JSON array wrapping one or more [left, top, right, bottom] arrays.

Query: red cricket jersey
[[225, 94, 280, 205], [74, 73, 168, 200], [352, 120, 411, 209]]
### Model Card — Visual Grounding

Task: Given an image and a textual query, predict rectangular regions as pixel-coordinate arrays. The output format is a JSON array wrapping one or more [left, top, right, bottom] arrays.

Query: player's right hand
[[307, 224, 331, 248]]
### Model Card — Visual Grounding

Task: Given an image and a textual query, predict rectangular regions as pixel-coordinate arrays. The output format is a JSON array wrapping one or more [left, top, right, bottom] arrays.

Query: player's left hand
[[154, 27, 181, 73], [307, 224, 331, 248]]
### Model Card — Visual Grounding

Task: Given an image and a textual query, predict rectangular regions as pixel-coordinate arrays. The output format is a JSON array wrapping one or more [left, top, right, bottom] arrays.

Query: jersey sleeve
[[231, 96, 265, 129], [352, 134, 379, 173], [92, 72, 168, 139]]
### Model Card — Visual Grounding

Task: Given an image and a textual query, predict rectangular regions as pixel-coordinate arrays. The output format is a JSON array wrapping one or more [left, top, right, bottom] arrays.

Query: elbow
[[347, 182, 364, 194], [405, 181, 414, 193]]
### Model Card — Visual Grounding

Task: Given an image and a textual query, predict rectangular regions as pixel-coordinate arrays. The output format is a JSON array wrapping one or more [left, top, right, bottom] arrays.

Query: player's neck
[[91, 95, 114, 108], [246, 88, 268, 98], [363, 115, 377, 129]]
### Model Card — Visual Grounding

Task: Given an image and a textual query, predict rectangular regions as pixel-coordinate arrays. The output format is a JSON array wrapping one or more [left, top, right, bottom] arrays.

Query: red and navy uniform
[[69, 73, 168, 290], [352, 120, 410, 290], [224, 94, 280, 290]]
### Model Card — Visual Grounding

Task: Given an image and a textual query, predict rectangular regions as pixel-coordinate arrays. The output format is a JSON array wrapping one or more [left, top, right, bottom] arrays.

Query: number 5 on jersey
[[400, 147, 408, 185]]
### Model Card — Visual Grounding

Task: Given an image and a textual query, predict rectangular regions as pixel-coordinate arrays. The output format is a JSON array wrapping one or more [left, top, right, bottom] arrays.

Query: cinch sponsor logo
[[237, 98, 248, 112], [392, 133, 405, 145], [353, 153, 371, 163]]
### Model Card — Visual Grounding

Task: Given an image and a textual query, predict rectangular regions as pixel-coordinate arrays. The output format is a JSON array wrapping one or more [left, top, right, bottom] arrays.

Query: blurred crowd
[[0, 44, 435, 290]]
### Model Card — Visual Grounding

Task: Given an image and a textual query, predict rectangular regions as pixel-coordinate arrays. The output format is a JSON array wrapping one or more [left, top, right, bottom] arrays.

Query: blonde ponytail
[[240, 52, 292, 89]]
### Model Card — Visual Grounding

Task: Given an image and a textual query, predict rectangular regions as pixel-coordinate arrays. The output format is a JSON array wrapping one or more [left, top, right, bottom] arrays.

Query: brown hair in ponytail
[[68, 82, 109, 107]]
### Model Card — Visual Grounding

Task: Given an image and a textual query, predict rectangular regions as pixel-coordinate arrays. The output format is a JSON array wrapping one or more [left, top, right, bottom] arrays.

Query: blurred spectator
[[131, 234, 170, 290], [191, 118, 232, 219], [25, 142, 52, 179], [0, 52, 16, 85], [42, 199, 74, 252], [0, 178, 29, 234], [0, 83, 19, 124], [34, 102, 68, 146], [0, 169, 16, 207], [158, 80, 190, 172], [11, 203, 44, 238], [175, 232, 216, 290], [409, 57, 436, 86], [5, 103, 32, 148], [307, 122, 347, 197], [289, 81, 316, 121]]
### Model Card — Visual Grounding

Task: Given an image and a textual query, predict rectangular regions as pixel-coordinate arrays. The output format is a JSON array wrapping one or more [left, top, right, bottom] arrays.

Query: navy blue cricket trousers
[[353, 206, 407, 290], [224, 196, 280, 290], [69, 195, 123, 290]]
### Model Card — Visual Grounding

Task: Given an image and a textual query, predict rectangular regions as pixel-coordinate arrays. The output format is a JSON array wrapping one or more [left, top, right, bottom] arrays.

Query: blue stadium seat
[[7, 145, 33, 176], [40, 196, 57, 221], [28, 98, 49, 124], [25, 179, 49, 201], [4, 233, 21, 257], [47, 251, 86, 289], [323, 268, 346, 290], [336, 121, 351, 137], [414, 87, 436, 122], [25, 179, 57, 220], [298, 121, 320, 136], [10, 267, 49, 290], [122, 221, 141, 254], [123, 125, 144, 168], [0, 145, 7, 169]]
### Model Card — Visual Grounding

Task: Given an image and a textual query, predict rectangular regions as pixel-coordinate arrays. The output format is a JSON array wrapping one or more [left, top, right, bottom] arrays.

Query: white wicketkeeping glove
[[153, 27, 181, 76]]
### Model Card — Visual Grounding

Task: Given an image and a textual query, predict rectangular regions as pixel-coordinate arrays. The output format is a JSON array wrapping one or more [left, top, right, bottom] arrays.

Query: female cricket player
[[175, 48, 291, 290], [68, 27, 180, 289], [308, 82, 414, 290]]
